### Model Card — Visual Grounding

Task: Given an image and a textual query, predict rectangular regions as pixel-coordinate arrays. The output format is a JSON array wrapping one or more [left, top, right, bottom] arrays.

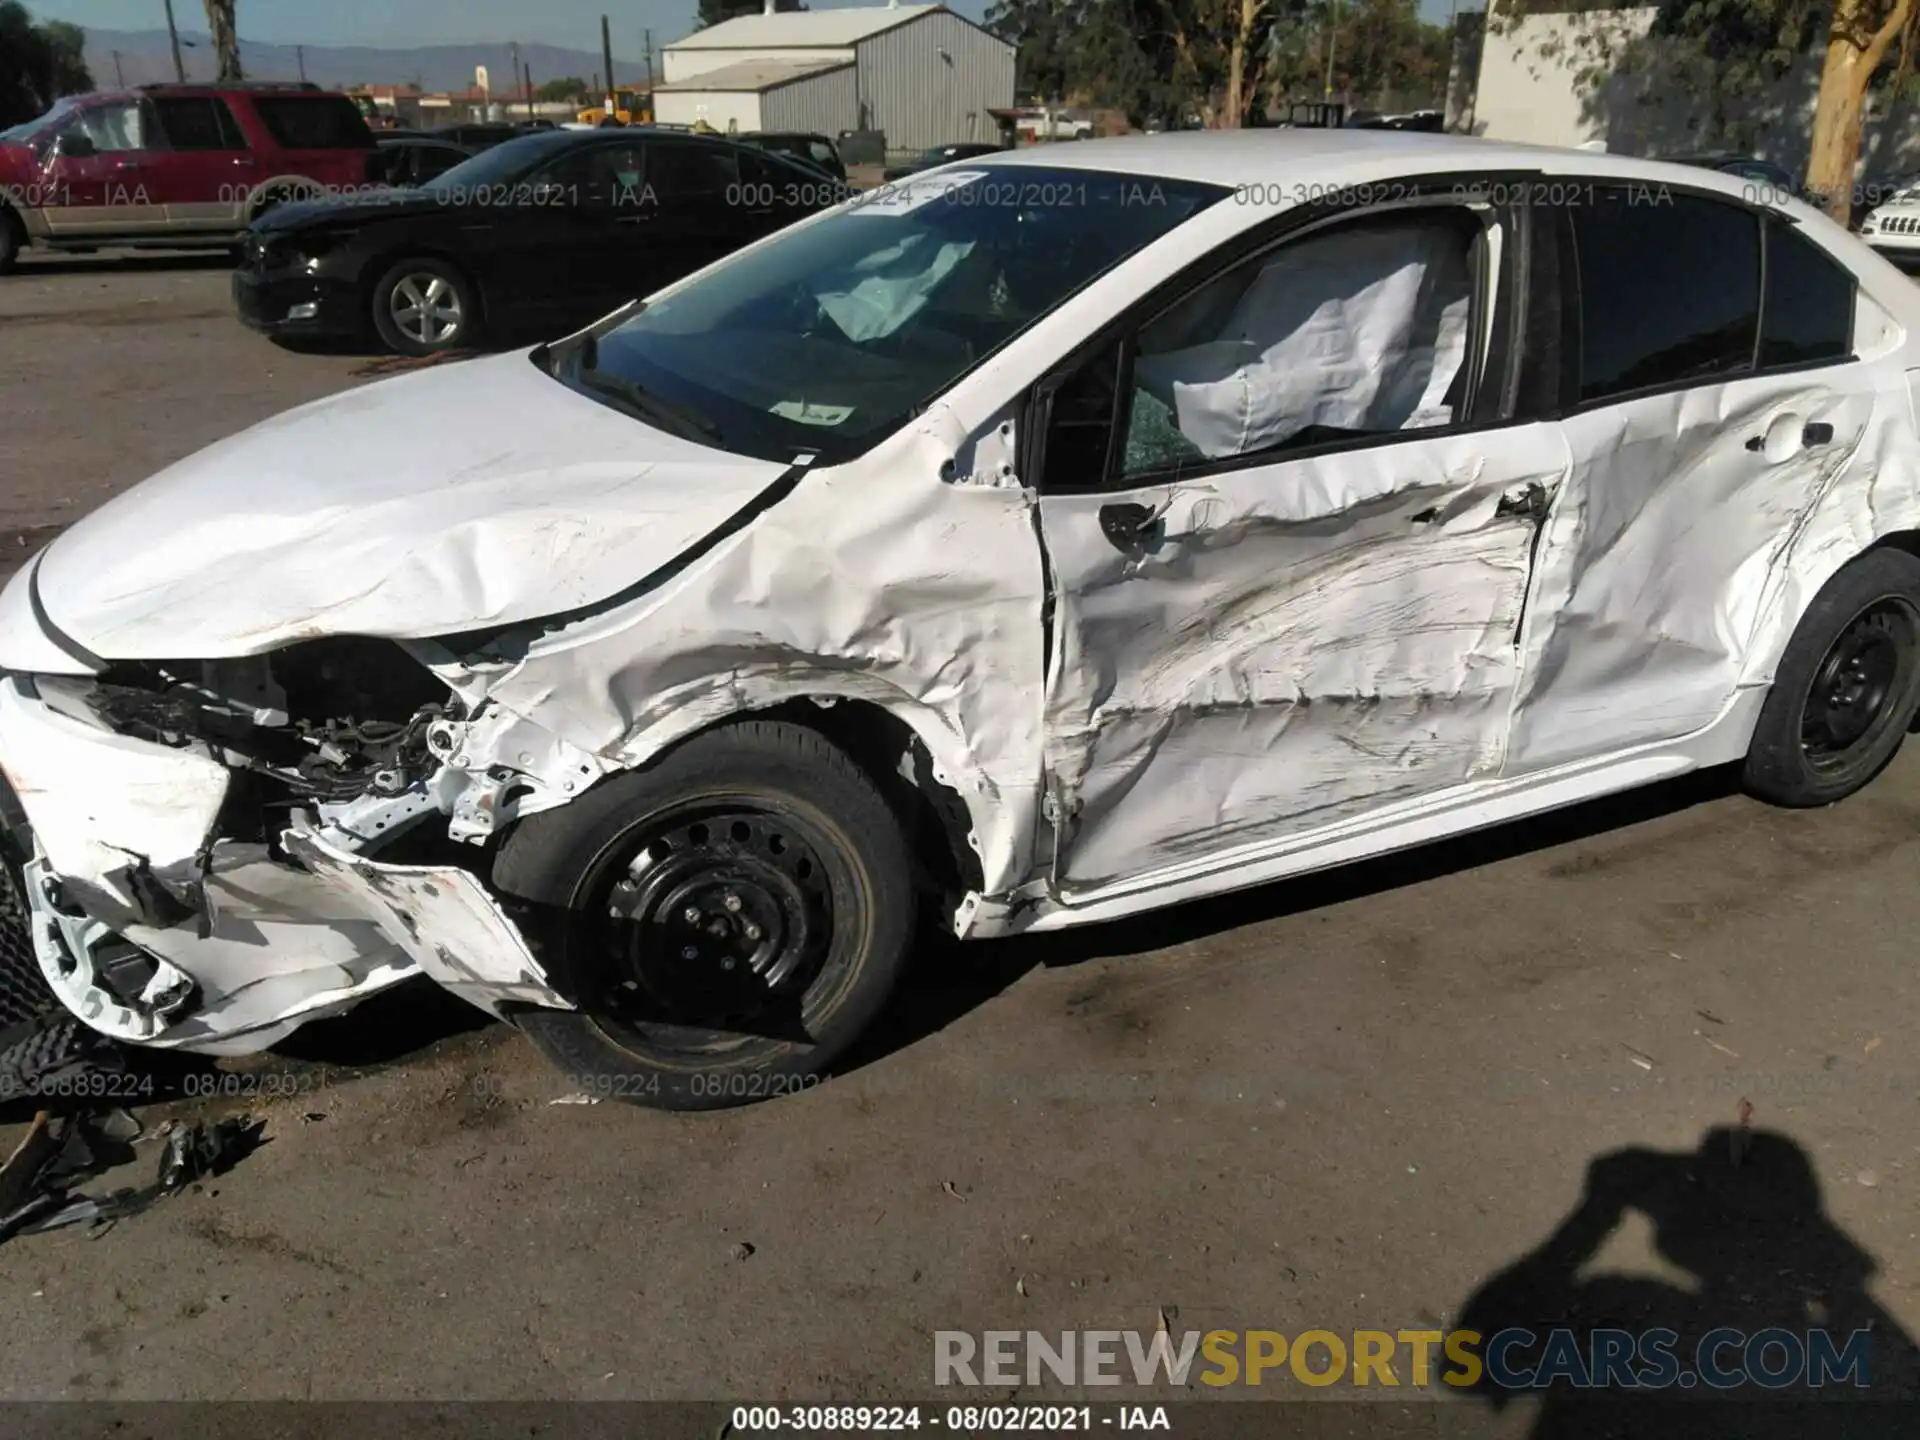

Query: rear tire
[[1743, 548, 1920, 807], [0, 208, 24, 275], [370, 257, 477, 356], [496, 721, 917, 1111]]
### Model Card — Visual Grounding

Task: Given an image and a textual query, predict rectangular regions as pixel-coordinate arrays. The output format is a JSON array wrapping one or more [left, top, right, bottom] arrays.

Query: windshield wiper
[[571, 336, 723, 445]]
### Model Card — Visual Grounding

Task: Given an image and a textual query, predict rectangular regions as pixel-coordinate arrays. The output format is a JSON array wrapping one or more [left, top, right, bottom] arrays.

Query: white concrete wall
[[1472, 10, 1655, 150], [653, 90, 764, 131], [661, 46, 853, 84], [1474, 9, 1920, 179]]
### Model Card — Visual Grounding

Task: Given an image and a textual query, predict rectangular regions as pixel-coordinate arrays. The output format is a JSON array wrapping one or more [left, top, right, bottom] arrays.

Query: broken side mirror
[[53, 131, 97, 160]]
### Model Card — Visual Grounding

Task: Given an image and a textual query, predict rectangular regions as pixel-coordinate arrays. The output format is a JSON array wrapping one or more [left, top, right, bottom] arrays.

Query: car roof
[[967, 129, 1793, 205], [57, 83, 350, 107]]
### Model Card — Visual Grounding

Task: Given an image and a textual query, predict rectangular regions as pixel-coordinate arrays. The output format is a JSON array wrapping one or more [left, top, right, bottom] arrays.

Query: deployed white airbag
[[1135, 217, 1473, 459], [815, 234, 978, 343]]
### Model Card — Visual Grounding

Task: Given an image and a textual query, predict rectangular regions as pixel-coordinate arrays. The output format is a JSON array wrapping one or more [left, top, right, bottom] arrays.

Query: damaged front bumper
[[0, 673, 570, 1056]]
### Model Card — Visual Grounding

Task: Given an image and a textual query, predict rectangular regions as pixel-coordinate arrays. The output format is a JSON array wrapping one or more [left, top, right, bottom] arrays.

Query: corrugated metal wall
[[762, 67, 860, 137], [853, 12, 1014, 152], [653, 90, 765, 132]]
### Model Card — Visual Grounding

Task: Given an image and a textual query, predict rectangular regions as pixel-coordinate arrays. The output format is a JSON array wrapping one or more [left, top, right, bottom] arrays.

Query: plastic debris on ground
[[0, 1108, 267, 1246]]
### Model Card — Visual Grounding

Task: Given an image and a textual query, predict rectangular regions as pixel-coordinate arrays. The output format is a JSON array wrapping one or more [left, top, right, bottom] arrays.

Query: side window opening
[[251, 96, 375, 151], [649, 141, 740, 203], [1119, 207, 1481, 481], [65, 101, 149, 153], [1759, 216, 1855, 368], [155, 97, 238, 152], [1568, 187, 1761, 404]]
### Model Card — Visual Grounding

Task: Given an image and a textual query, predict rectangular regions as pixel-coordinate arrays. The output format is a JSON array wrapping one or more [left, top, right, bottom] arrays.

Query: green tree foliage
[[0, 2, 92, 129], [696, 0, 807, 27], [988, 0, 1451, 126], [536, 76, 591, 102], [1490, 0, 1920, 217]]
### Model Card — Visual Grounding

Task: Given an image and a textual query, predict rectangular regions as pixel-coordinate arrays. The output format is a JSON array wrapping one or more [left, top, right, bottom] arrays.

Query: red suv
[[0, 82, 379, 272]]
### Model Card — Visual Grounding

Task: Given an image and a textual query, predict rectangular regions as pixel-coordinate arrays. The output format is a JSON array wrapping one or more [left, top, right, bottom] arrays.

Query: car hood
[[27, 352, 793, 661], [255, 189, 445, 231]]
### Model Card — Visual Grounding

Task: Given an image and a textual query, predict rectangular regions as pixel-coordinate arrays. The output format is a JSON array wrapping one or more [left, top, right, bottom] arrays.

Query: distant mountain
[[77, 28, 655, 94]]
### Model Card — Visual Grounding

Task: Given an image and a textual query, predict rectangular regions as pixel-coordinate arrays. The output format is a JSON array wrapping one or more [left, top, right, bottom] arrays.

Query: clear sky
[[25, 0, 1465, 52]]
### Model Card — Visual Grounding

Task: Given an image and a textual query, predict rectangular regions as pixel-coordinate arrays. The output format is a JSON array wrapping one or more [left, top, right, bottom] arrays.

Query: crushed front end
[[0, 638, 575, 1055]]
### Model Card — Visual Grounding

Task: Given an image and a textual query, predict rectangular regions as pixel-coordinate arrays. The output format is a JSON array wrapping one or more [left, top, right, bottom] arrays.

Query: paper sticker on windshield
[[850, 170, 989, 215], [770, 400, 855, 427]]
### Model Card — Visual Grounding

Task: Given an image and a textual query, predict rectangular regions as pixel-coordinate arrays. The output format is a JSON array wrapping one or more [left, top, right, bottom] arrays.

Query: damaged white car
[[5, 132, 1920, 1109]]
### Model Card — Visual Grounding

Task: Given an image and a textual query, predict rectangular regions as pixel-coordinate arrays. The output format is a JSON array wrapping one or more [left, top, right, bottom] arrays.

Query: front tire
[[495, 722, 916, 1111], [370, 257, 477, 356], [1744, 548, 1920, 806]]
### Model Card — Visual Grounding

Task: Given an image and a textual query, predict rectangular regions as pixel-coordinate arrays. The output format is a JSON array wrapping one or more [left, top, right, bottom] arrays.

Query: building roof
[[667, 3, 943, 50], [654, 58, 853, 93]]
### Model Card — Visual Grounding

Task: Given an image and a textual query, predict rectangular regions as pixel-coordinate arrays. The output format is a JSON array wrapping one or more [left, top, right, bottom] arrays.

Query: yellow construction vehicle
[[577, 91, 649, 126]]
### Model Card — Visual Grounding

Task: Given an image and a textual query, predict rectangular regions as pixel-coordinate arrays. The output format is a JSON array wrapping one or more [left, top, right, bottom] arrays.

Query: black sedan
[[881, 142, 1006, 182], [234, 129, 838, 356]]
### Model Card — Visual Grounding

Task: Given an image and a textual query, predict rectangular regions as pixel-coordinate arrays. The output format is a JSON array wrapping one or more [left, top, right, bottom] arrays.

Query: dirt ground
[[2, 253, 1919, 1427]]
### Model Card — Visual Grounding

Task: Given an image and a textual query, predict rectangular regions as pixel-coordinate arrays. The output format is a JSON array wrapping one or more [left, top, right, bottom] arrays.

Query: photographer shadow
[[1455, 1128, 1920, 1437]]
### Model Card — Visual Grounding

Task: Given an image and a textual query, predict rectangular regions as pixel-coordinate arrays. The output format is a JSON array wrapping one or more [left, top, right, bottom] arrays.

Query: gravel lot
[[1, 254, 1919, 1428]]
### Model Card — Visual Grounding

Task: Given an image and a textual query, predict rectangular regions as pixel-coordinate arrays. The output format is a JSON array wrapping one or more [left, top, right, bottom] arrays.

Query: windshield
[[557, 165, 1229, 464], [425, 131, 577, 193], [0, 96, 82, 144]]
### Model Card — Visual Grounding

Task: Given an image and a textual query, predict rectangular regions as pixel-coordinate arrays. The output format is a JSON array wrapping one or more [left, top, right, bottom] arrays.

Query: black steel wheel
[[495, 721, 916, 1110], [1746, 548, 1920, 807]]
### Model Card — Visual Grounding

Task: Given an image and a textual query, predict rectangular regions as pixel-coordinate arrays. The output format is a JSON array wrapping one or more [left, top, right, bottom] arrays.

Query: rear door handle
[[1747, 421, 1836, 452]]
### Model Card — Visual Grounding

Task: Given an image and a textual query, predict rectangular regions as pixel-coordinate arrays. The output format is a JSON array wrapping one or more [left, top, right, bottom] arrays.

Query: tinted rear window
[[252, 96, 373, 150], [1761, 217, 1855, 368], [155, 97, 245, 151], [1570, 188, 1761, 403]]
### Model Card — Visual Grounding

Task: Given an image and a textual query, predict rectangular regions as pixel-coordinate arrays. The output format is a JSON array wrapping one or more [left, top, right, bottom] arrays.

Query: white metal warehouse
[[654, 1, 1014, 151]]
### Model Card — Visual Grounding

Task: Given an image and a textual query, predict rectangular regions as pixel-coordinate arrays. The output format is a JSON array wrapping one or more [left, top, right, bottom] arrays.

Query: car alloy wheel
[[388, 272, 465, 348]]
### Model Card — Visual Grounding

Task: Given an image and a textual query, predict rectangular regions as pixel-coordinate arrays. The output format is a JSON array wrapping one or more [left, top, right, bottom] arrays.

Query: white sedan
[[3, 131, 1918, 1107]]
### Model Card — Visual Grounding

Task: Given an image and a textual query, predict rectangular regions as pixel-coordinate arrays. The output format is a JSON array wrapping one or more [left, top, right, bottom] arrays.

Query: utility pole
[[111, 49, 126, 86], [509, 41, 521, 105], [601, 14, 616, 115], [296, 45, 306, 82], [163, 0, 187, 82], [643, 27, 655, 94], [524, 62, 535, 119]]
